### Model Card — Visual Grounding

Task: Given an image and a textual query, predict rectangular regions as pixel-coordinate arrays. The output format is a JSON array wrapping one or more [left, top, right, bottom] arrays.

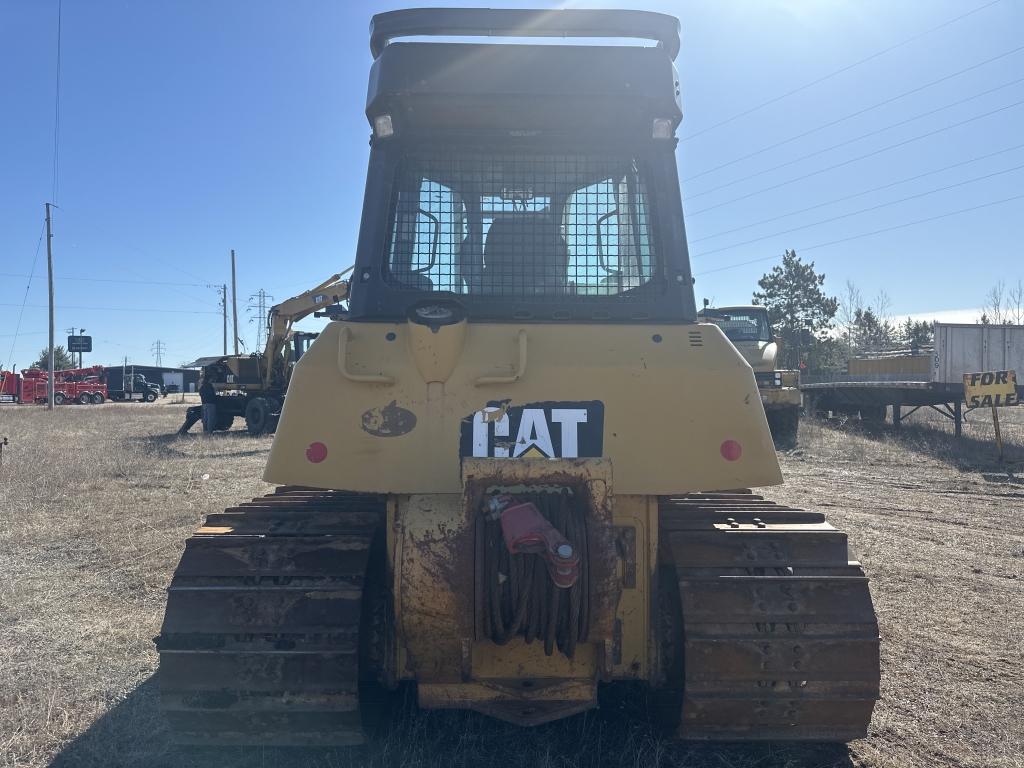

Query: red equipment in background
[[0, 371, 18, 403], [0, 366, 109, 405]]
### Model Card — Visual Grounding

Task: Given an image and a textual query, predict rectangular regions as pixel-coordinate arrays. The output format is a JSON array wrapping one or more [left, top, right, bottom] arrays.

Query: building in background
[[102, 364, 201, 393]]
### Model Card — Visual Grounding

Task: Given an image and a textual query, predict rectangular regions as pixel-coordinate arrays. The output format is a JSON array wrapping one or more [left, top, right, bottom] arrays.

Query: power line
[[689, 142, 1024, 243], [683, 44, 1024, 183], [0, 272, 208, 288], [691, 162, 1024, 258], [694, 192, 1024, 277], [51, 0, 63, 203], [0, 302, 221, 315], [688, 97, 1024, 216], [679, 0, 1004, 142], [151, 339, 166, 366], [2, 222, 46, 371], [45, 209, 226, 306], [686, 79, 1024, 200]]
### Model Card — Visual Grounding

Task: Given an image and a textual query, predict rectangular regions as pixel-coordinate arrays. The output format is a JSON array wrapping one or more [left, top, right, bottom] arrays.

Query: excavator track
[[156, 487, 385, 746], [660, 492, 880, 741]]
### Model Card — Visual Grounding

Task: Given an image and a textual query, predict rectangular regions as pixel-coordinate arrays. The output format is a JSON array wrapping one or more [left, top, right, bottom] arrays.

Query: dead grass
[[0, 402, 1022, 768], [0, 402, 272, 768]]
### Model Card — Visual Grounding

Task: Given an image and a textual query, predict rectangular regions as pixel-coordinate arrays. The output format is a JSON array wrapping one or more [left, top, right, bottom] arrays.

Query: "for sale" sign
[[963, 370, 1019, 408]]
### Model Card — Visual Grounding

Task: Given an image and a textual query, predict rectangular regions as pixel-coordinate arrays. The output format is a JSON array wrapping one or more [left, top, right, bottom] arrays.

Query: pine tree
[[898, 318, 933, 349], [32, 345, 75, 371], [753, 250, 838, 368]]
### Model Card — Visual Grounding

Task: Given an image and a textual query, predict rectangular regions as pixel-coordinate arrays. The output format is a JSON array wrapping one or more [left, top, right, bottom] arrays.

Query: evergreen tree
[[850, 308, 896, 354], [898, 318, 933, 349], [753, 250, 838, 368], [31, 345, 75, 371]]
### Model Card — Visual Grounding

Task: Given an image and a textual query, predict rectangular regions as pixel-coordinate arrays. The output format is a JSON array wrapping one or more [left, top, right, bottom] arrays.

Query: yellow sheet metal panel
[[761, 387, 801, 408], [394, 493, 471, 682], [264, 321, 781, 494], [609, 494, 655, 680]]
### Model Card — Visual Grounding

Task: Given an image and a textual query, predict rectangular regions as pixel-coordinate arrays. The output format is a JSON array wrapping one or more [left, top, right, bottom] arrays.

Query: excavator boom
[[260, 269, 351, 390]]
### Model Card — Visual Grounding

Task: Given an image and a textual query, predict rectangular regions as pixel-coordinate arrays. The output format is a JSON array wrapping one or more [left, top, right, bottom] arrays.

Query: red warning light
[[720, 440, 742, 462], [306, 442, 328, 463]]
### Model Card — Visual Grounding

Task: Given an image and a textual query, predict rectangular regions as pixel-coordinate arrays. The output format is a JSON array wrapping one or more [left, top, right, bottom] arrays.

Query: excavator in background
[[179, 271, 349, 435], [698, 304, 803, 448], [158, 8, 879, 746]]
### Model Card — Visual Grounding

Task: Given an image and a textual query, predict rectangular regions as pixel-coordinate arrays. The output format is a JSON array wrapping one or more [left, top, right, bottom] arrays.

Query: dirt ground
[[0, 401, 1021, 768]]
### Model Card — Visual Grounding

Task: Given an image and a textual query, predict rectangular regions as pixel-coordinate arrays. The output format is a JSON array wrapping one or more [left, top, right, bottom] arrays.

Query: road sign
[[67, 335, 92, 353], [963, 370, 1018, 408]]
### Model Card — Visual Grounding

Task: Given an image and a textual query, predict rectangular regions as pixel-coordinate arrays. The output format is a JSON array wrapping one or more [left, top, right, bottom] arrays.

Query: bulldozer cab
[[345, 8, 695, 324], [699, 306, 775, 344]]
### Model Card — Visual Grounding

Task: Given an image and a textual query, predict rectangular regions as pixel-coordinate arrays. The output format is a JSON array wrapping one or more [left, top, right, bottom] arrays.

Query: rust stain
[[361, 400, 417, 437]]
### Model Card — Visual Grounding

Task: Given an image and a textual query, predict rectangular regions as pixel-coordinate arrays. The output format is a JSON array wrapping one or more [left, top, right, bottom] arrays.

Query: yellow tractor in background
[[699, 304, 803, 448], [180, 272, 350, 435], [157, 8, 879, 746]]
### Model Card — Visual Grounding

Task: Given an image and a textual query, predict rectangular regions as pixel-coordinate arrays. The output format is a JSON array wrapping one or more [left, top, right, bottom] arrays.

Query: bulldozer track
[[661, 492, 880, 741], [156, 488, 385, 746]]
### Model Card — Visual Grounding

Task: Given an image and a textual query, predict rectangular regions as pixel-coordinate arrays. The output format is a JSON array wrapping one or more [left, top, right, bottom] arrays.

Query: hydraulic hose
[[481, 490, 589, 658]]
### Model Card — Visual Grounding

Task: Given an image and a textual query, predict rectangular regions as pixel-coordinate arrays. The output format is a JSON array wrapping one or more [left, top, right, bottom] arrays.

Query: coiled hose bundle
[[481, 489, 590, 658]]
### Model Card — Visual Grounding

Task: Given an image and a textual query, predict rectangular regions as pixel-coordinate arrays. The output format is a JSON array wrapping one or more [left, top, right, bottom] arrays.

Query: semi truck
[[102, 369, 162, 402]]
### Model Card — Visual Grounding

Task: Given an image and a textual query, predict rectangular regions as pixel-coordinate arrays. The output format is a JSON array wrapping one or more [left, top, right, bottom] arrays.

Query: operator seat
[[482, 215, 568, 295]]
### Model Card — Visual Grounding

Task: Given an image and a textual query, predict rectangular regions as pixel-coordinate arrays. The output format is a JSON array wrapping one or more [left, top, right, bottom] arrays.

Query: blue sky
[[1, 0, 1022, 370]]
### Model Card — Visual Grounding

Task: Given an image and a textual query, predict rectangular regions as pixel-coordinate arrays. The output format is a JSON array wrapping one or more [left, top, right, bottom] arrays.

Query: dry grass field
[[1, 401, 1022, 768]]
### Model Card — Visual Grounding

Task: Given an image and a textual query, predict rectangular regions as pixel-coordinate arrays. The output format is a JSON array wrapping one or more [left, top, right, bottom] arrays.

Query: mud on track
[[0, 403, 1021, 767]]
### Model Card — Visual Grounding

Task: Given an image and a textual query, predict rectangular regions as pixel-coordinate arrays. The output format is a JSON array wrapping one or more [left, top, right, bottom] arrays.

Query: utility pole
[[231, 250, 240, 355], [221, 284, 228, 355], [151, 340, 166, 367], [45, 203, 54, 410], [207, 283, 229, 355]]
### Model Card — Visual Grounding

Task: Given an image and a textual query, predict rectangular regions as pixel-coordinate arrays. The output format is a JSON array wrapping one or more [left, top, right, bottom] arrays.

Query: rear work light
[[374, 114, 394, 139], [652, 117, 674, 139]]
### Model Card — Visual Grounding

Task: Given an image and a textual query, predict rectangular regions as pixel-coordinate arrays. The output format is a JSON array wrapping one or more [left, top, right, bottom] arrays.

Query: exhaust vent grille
[[688, 331, 704, 347]]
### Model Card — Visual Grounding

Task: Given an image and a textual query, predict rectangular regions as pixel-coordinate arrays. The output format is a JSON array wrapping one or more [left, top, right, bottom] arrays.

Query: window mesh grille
[[386, 153, 656, 299]]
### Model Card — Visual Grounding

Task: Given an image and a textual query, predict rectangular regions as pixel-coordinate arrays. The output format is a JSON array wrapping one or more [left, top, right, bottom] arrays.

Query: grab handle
[[475, 330, 528, 386], [338, 327, 395, 384]]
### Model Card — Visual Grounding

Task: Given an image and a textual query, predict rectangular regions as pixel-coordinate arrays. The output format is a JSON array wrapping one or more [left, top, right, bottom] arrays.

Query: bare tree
[[872, 289, 893, 327], [1007, 279, 1024, 325], [839, 280, 863, 356], [985, 280, 1007, 324]]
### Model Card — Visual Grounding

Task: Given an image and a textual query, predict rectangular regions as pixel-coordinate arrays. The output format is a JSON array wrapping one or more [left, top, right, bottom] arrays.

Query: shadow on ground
[[131, 430, 271, 461], [807, 414, 1024, 473], [50, 677, 856, 768]]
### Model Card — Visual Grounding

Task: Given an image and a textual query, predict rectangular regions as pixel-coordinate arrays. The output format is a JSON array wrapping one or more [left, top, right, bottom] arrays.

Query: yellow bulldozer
[[157, 8, 879, 746]]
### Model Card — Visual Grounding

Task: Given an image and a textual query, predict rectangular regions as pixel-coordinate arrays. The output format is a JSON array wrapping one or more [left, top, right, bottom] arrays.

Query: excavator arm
[[260, 269, 351, 390]]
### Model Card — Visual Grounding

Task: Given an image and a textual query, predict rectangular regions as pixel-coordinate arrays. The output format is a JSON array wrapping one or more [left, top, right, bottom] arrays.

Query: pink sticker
[[306, 442, 328, 463]]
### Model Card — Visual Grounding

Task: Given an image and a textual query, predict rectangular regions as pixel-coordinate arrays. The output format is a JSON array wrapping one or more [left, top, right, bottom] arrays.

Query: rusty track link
[[156, 488, 385, 746], [661, 492, 880, 741]]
